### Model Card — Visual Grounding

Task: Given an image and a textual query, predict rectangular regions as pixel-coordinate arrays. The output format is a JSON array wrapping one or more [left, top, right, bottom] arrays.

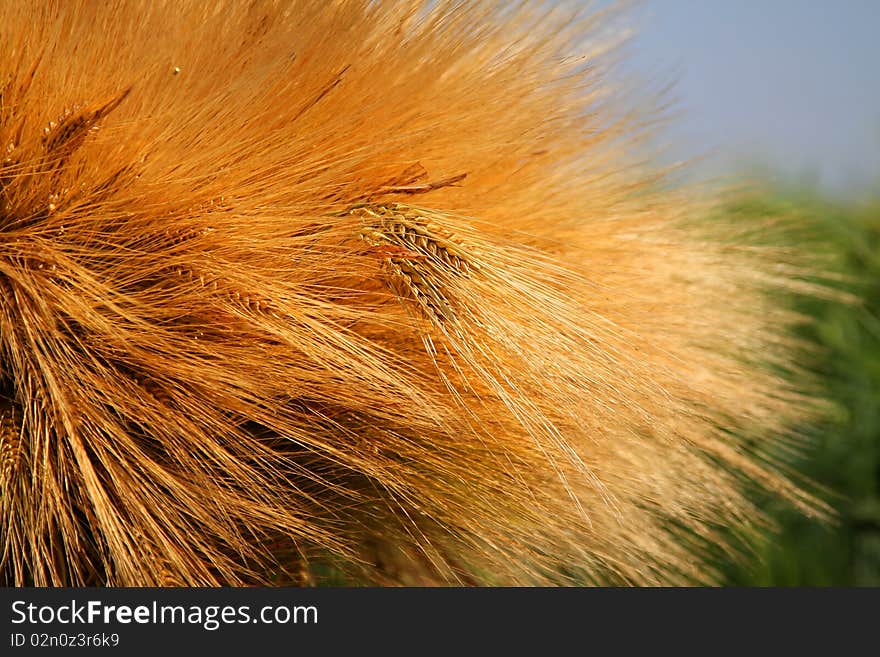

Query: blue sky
[[619, 1, 880, 195]]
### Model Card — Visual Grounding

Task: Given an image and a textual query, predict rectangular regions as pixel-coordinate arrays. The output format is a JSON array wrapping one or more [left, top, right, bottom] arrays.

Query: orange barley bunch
[[0, 0, 818, 586]]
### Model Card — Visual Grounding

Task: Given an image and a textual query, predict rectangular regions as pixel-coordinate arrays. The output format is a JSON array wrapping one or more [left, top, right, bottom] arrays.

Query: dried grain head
[[0, 0, 820, 585]]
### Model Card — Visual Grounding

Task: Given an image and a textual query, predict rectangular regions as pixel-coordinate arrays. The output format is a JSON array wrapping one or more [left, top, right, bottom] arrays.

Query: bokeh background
[[623, 0, 880, 585]]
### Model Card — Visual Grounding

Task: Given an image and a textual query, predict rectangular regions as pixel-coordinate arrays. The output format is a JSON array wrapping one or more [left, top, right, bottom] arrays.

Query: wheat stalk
[[0, 402, 20, 487], [354, 203, 479, 324]]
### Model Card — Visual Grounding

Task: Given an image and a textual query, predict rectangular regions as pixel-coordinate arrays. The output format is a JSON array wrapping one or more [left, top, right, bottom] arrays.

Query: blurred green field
[[717, 188, 880, 586]]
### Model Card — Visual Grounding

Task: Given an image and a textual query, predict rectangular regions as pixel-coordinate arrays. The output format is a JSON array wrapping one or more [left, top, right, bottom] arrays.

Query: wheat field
[[0, 0, 825, 586]]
